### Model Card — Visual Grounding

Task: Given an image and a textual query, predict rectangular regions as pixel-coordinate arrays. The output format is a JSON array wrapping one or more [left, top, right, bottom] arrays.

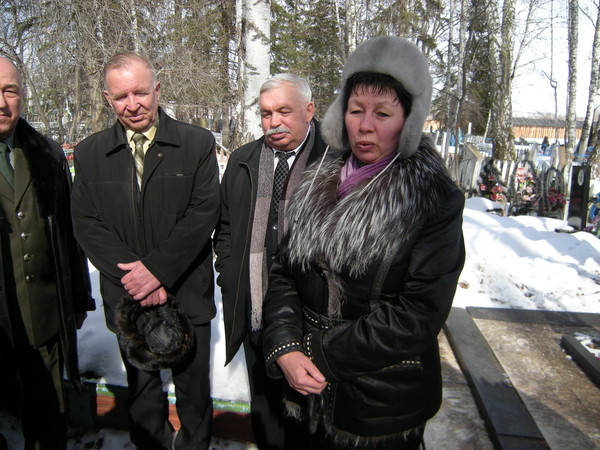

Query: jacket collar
[[284, 138, 456, 279], [13, 118, 62, 217], [103, 107, 181, 155]]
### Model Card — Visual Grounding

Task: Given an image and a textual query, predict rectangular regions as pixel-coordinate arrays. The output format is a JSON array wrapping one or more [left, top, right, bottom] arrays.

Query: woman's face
[[344, 86, 405, 164]]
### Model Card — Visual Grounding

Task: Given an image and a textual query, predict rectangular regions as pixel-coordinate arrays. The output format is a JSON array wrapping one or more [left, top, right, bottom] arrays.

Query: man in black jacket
[[214, 74, 327, 449], [71, 52, 219, 450], [0, 57, 94, 450]]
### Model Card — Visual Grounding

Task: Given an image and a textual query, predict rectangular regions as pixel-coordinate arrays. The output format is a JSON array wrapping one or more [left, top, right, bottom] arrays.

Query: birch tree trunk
[[345, 0, 359, 58], [442, 0, 456, 163], [490, 0, 516, 161], [128, 0, 142, 53], [576, 1, 599, 161], [235, 0, 270, 143], [565, 0, 579, 155], [452, 0, 467, 166]]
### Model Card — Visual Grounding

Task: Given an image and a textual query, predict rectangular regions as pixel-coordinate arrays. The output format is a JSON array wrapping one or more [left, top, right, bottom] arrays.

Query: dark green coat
[[0, 118, 95, 387]]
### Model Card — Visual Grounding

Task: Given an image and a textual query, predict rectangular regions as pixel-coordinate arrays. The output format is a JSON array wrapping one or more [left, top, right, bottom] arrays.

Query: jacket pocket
[[331, 355, 426, 435], [157, 172, 194, 217]]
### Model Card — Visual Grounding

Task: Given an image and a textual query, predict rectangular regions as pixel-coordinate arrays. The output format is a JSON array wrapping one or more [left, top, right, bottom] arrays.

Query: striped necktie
[[132, 133, 146, 187]]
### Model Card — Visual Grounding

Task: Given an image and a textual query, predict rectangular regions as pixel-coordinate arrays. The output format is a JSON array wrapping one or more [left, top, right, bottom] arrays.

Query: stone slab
[[468, 307, 600, 327], [560, 334, 600, 388], [424, 331, 494, 449], [445, 308, 548, 448], [474, 315, 600, 450]]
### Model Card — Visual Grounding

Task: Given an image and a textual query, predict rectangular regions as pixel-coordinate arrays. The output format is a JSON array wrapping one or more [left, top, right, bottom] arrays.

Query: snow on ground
[[2, 198, 599, 448], [456, 197, 600, 313]]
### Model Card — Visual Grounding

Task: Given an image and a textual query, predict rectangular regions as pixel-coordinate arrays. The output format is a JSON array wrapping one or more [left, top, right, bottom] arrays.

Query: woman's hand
[[277, 351, 328, 395]]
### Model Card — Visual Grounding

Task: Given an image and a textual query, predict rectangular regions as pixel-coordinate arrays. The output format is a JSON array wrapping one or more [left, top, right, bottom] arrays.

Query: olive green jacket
[[0, 118, 95, 387]]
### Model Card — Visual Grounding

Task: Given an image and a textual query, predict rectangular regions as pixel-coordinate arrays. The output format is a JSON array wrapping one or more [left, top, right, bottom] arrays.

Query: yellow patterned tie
[[132, 133, 146, 187]]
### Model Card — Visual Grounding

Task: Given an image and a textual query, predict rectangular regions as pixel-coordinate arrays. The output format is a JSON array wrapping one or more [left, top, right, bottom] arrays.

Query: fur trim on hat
[[116, 296, 194, 371], [321, 36, 432, 160]]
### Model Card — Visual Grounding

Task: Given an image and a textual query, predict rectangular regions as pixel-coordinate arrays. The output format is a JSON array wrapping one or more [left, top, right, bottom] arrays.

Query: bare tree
[[234, 0, 270, 143], [489, 0, 517, 161], [576, 1, 600, 162], [565, 0, 579, 155]]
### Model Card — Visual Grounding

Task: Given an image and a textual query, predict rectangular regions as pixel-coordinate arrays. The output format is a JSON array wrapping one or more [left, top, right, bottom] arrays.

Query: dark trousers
[[244, 334, 306, 450], [118, 323, 212, 450], [0, 331, 66, 450], [309, 424, 425, 450]]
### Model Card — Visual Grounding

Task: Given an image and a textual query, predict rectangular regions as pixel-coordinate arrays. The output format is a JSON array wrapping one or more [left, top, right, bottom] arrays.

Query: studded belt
[[302, 306, 347, 330]]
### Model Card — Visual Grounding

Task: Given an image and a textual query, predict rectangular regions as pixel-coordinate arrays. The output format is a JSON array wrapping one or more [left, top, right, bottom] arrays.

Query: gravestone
[[567, 165, 591, 229], [457, 143, 484, 195]]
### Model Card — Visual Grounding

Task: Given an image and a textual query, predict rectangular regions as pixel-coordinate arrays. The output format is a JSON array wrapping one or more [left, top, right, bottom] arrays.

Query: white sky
[[512, 0, 597, 118]]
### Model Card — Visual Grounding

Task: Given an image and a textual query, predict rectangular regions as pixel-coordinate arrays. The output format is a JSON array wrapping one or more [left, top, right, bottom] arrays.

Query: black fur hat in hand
[[116, 296, 194, 371]]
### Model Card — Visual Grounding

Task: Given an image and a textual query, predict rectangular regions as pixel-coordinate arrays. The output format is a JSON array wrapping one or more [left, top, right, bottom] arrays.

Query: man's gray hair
[[103, 51, 157, 88], [260, 73, 312, 103]]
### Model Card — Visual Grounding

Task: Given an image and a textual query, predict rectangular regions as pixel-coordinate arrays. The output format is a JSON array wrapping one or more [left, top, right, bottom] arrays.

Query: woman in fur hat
[[262, 36, 466, 449]]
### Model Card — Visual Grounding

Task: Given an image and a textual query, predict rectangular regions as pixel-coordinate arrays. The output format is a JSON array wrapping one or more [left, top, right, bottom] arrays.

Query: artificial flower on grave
[[547, 186, 566, 212], [479, 171, 507, 204], [489, 184, 507, 203], [511, 166, 539, 215]]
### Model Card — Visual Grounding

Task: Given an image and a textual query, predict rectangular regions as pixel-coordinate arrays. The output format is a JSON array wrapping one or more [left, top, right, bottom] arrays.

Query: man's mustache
[[266, 126, 291, 136]]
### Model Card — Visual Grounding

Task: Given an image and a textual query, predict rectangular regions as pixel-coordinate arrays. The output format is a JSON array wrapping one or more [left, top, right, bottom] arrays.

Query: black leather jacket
[[263, 143, 466, 443]]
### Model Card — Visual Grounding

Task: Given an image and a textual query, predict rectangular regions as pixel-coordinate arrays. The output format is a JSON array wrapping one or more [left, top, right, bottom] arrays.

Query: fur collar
[[284, 136, 456, 278], [13, 118, 63, 217]]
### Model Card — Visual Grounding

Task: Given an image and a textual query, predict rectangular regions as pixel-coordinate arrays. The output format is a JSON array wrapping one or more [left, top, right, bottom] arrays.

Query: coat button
[[17, 211, 25, 220], [25, 275, 34, 282], [20, 232, 29, 240], [23, 254, 32, 262]]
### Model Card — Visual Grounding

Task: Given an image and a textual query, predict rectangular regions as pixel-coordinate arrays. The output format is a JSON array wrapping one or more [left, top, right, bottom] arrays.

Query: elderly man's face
[[104, 59, 160, 133], [0, 58, 23, 140], [259, 83, 314, 152]]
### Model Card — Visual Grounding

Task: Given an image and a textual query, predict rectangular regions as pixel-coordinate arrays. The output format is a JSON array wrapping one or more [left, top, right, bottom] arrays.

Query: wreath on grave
[[508, 163, 539, 216], [540, 168, 567, 218], [547, 187, 567, 212], [478, 161, 507, 204]]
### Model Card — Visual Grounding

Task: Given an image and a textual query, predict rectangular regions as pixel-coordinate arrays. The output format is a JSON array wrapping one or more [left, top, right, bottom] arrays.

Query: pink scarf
[[337, 153, 396, 199]]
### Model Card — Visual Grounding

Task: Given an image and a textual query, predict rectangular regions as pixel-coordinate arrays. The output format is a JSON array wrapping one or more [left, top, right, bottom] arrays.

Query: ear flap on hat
[[116, 296, 194, 371], [320, 95, 346, 152]]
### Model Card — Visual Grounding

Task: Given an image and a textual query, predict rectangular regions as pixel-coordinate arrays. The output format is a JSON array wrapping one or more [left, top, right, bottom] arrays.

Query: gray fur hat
[[321, 36, 432, 160]]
